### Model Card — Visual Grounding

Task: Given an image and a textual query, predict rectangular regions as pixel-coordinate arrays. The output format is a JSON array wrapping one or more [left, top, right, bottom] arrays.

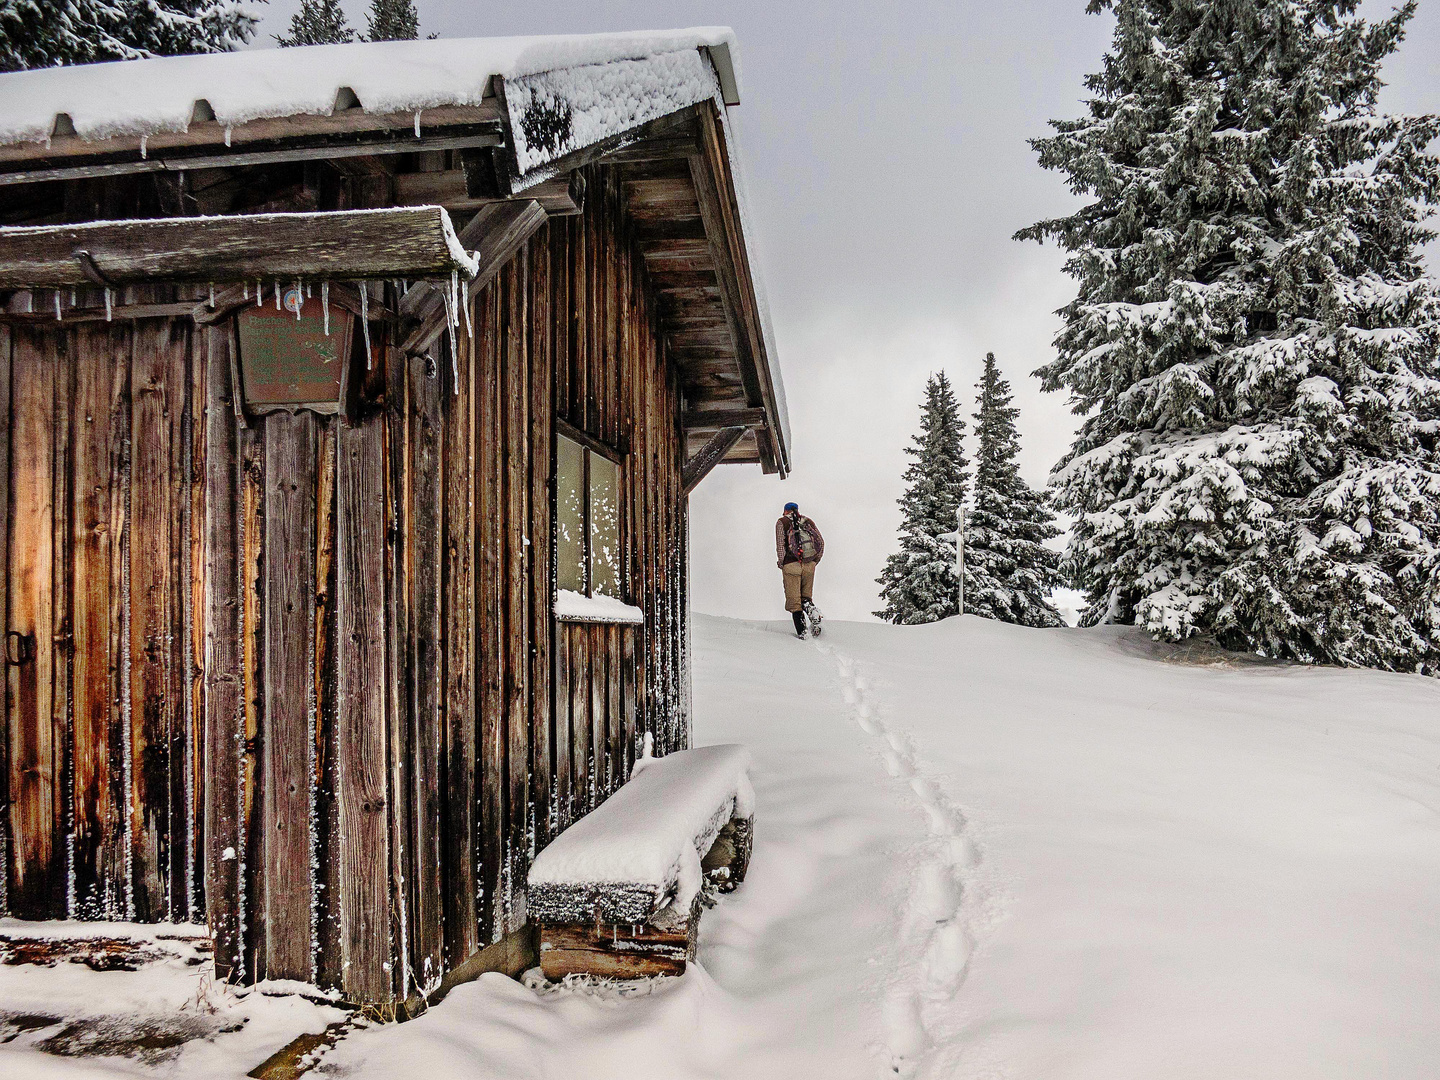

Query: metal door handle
[[6, 630, 31, 667]]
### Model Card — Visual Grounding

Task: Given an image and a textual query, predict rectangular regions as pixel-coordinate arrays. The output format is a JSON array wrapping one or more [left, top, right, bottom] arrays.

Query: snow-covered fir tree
[[366, 0, 418, 41], [275, 0, 354, 47], [1018, 0, 1440, 673], [967, 352, 1066, 628], [0, 1, 258, 71], [876, 372, 969, 624]]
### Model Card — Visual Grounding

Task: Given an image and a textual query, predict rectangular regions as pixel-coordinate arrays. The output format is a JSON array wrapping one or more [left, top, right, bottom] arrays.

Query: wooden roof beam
[[0, 104, 503, 186], [682, 407, 767, 431], [394, 169, 584, 216], [0, 206, 475, 289]]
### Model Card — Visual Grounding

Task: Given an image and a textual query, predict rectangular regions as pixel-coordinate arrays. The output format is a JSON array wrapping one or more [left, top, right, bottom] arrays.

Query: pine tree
[[366, 0, 417, 41], [0, 1, 259, 72], [876, 372, 969, 624], [275, 0, 354, 47], [1017, 0, 1440, 673], [967, 353, 1066, 628]]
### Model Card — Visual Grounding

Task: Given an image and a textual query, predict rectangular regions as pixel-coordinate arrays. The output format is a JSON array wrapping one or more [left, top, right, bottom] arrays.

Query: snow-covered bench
[[528, 743, 754, 979]]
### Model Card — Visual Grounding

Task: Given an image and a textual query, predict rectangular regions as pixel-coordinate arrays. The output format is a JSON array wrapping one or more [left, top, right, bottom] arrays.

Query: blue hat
[[784, 502, 798, 512]]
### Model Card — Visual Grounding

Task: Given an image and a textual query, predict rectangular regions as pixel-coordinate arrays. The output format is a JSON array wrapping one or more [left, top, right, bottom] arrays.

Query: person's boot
[[792, 611, 807, 638]]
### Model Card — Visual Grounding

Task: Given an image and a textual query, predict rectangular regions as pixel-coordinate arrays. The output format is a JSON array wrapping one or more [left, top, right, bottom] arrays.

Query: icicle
[[104, 288, 113, 321], [274, 280, 281, 310], [224, 125, 232, 147], [243, 281, 249, 300], [461, 281, 473, 341], [294, 279, 302, 321], [69, 288, 77, 305], [359, 283, 372, 369], [54, 290, 62, 322], [414, 110, 422, 138], [322, 280, 330, 336], [443, 282, 459, 392], [139, 135, 147, 159], [256, 278, 263, 306], [208, 282, 216, 309], [306, 281, 312, 298]]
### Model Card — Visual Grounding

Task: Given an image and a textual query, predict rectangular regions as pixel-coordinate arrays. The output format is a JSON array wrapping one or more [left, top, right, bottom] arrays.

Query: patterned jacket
[[776, 513, 824, 565]]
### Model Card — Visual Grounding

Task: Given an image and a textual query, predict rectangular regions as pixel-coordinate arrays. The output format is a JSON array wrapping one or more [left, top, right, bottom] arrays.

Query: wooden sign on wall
[[236, 289, 355, 413]]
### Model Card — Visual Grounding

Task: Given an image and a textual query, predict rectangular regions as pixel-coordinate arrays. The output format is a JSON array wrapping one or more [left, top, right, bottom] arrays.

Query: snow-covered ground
[[4, 612, 1439, 1078]]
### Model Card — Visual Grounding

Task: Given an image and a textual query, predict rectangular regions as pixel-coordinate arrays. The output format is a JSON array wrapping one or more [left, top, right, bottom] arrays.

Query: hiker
[[776, 502, 824, 638]]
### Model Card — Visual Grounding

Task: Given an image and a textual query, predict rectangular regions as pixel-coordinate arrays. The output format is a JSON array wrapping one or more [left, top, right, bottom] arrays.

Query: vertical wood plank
[[621, 628, 637, 774], [129, 322, 175, 921], [551, 219, 570, 429], [604, 170, 619, 449], [6, 328, 61, 916], [51, 331, 74, 919], [528, 226, 553, 852], [589, 626, 605, 796], [381, 326, 411, 998], [476, 282, 505, 944], [569, 624, 588, 816], [407, 346, 445, 989], [202, 324, 243, 976], [442, 310, 478, 965], [503, 255, 531, 932], [313, 420, 341, 989], [165, 320, 191, 919], [335, 413, 394, 1003], [552, 620, 570, 833], [0, 325, 10, 915], [606, 624, 621, 794], [71, 324, 123, 918], [262, 411, 316, 981], [239, 418, 265, 978], [573, 210, 588, 431], [188, 335, 208, 921]]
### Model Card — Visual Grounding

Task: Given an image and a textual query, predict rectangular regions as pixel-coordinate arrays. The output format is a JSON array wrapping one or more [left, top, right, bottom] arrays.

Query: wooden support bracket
[[682, 426, 747, 496]]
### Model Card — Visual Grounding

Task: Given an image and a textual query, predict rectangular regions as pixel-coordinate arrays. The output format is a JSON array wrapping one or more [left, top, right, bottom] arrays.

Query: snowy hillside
[[4, 612, 1437, 1078], [322, 613, 1440, 1078]]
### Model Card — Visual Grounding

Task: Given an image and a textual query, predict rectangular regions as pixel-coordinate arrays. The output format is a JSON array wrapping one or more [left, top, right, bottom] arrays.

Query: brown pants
[[782, 561, 816, 613]]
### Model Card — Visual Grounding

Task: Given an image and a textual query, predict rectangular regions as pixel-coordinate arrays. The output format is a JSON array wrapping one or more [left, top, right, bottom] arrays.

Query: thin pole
[[957, 505, 965, 617]]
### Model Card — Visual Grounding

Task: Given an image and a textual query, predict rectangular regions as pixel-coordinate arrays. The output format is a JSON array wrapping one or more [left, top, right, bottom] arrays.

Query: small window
[[555, 431, 624, 598]]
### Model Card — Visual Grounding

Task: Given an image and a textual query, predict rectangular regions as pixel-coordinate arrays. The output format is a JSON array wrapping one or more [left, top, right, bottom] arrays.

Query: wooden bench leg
[[701, 815, 753, 892], [538, 896, 703, 980]]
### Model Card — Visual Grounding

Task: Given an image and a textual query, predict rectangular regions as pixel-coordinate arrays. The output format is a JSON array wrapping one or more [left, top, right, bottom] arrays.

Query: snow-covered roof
[[0, 29, 739, 147]]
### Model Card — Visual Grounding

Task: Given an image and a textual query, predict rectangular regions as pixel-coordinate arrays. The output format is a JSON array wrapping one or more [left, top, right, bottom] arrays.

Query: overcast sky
[[254, 0, 1439, 622]]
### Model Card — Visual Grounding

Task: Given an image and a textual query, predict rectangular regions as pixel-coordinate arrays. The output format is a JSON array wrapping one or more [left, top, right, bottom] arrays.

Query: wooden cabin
[[0, 31, 789, 1011]]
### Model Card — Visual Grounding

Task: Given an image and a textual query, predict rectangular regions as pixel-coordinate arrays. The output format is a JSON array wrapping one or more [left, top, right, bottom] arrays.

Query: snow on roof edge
[[0, 28, 738, 147]]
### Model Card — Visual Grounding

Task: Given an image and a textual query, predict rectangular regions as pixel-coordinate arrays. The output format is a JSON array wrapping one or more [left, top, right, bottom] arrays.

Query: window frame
[[554, 417, 625, 601]]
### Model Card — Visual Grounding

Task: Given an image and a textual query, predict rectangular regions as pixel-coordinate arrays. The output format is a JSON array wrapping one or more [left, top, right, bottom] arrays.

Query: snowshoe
[[803, 599, 823, 638]]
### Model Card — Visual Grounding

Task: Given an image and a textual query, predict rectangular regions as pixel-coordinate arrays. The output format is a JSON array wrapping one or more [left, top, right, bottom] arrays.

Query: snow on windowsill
[[554, 589, 645, 625]]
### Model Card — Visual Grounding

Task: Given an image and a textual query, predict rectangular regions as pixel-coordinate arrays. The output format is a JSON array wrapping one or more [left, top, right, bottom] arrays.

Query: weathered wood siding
[[0, 316, 205, 923], [0, 162, 690, 1005]]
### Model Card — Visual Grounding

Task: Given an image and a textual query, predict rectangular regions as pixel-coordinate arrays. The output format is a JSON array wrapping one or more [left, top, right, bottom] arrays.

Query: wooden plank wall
[[0, 160, 692, 1007], [2, 317, 205, 923]]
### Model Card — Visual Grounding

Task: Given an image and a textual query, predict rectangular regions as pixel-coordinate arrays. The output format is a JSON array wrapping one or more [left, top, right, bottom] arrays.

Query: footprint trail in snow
[[815, 641, 979, 1077]]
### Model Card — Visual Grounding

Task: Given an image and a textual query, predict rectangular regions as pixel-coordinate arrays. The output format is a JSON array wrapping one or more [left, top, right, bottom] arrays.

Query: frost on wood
[[528, 744, 753, 924]]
